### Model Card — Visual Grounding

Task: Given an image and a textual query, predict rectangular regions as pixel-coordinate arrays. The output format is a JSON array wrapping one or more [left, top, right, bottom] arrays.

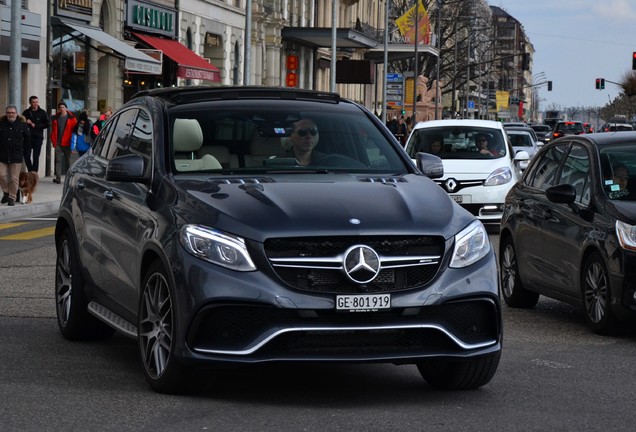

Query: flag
[[395, 1, 431, 45]]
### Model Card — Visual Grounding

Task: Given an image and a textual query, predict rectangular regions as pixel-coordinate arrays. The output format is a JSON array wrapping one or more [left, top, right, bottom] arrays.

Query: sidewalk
[[0, 176, 64, 223]]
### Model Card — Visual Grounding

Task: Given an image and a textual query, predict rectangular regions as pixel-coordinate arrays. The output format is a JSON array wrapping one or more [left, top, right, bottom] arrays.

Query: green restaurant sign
[[126, 0, 176, 37]]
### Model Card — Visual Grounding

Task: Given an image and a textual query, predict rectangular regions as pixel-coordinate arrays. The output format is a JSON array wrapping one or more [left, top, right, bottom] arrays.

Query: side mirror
[[415, 152, 444, 179], [106, 154, 149, 184], [546, 183, 576, 204]]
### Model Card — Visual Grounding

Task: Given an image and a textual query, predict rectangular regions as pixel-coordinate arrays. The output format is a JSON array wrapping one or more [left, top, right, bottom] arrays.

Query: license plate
[[451, 195, 463, 203], [336, 294, 391, 312]]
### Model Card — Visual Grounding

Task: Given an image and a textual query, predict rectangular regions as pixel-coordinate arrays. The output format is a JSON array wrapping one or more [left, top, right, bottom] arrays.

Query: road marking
[[0, 222, 27, 231], [0, 226, 56, 240]]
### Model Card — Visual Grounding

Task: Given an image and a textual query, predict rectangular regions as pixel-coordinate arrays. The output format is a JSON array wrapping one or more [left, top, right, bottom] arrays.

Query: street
[[1, 217, 636, 431]]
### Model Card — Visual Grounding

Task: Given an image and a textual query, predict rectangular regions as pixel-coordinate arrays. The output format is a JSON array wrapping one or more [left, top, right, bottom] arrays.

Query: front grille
[[264, 236, 445, 293], [434, 179, 483, 194], [188, 299, 499, 357]]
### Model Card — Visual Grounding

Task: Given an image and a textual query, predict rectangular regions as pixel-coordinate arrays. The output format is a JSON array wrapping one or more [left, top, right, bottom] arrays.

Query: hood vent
[[357, 176, 406, 184], [211, 177, 275, 185]]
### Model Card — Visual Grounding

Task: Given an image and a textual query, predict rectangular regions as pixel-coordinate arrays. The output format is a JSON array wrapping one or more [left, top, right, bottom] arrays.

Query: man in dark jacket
[[0, 105, 31, 206], [22, 95, 49, 173]]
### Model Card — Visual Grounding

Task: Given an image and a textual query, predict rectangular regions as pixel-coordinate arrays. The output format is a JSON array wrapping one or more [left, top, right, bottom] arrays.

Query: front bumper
[[171, 247, 502, 365]]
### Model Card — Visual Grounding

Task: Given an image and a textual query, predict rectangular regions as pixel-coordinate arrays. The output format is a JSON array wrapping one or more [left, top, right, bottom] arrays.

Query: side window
[[528, 143, 569, 190], [91, 120, 113, 157], [101, 109, 138, 161], [129, 109, 153, 176], [559, 144, 591, 206]]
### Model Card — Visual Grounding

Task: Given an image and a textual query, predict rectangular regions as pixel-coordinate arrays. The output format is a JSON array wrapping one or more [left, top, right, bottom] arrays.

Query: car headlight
[[616, 220, 636, 251], [484, 167, 512, 186], [180, 225, 256, 271], [449, 220, 491, 268]]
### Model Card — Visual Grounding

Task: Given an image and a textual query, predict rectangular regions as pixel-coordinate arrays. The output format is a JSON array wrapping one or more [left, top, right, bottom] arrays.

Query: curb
[[0, 201, 61, 223]]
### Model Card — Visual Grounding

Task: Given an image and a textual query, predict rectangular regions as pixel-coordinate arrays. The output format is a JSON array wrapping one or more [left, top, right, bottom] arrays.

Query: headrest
[[199, 145, 230, 164], [173, 119, 203, 153]]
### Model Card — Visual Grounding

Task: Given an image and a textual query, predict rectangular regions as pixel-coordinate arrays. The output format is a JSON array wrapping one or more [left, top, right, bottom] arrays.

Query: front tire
[[55, 228, 114, 340], [417, 351, 501, 390], [138, 260, 194, 394], [500, 235, 539, 308], [582, 252, 619, 335]]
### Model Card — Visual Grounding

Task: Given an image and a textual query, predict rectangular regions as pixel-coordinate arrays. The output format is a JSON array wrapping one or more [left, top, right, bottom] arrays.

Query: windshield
[[600, 145, 636, 200], [405, 126, 508, 159], [509, 133, 534, 147], [168, 102, 409, 174]]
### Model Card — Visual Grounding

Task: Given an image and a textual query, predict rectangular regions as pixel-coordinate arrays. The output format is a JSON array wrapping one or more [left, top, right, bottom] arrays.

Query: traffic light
[[600, 78, 605, 89], [547, 81, 552, 91], [632, 52, 636, 70], [401, 109, 406, 116], [595, 78, 601, 89]]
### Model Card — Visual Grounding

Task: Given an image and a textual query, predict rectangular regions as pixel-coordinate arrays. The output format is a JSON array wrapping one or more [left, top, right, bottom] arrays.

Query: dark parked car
[[551, 121, 585, 139], [54, 87, 501, 393], [499, 132, 636, 334], [530, 124, 552, 144]]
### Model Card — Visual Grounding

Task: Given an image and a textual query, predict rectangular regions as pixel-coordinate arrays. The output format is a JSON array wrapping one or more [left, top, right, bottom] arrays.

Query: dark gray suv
[[55, 87, 501, 393]]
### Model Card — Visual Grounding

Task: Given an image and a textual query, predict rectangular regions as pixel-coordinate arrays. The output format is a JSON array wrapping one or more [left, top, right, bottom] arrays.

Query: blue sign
[[386, 73, 403, 83], [467, 100, 475, 109]]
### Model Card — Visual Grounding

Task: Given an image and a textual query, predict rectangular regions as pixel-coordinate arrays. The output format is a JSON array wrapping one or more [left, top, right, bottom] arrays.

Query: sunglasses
[[297, 128, 318, 137]]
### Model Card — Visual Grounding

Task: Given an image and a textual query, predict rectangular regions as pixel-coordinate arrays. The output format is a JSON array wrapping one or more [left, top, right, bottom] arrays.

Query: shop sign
[[126, 0, 176, 38], [205, 33, 222, 48], [55, 0, 93, 22], [177, 66, 218, 82]]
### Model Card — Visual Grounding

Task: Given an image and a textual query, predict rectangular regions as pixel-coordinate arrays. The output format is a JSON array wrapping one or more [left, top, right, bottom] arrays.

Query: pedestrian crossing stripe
[[0, 222, 27, 230], [0, 226, 55, 240]]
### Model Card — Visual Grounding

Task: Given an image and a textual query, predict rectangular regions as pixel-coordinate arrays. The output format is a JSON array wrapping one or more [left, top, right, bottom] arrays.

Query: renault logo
[[444, 178, 458, 193], [343, 245, 381, 284]]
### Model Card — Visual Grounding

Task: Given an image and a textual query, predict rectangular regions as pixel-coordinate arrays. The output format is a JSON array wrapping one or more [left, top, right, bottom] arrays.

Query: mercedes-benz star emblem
[[343, 245, 381, 284], [444, 178, 457, 193]]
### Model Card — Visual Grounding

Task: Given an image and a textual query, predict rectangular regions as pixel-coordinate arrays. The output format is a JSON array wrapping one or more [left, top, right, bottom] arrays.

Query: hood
[[176, 174, 472, 243], [440, 158, 512, 178], [607, 199, 636, 224]]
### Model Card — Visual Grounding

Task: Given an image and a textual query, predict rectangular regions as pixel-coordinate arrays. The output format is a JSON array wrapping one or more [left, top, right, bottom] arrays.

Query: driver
[[286, 118, 325, 165]]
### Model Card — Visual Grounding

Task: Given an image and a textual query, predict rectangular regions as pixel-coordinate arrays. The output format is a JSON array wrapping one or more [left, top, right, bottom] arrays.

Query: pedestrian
[[0, 105, 31, 206], [91, 106, 112, 140], [393, 116, 408, 145], [71, 111, 93, 157], [21, 95, 49, 173], [51, 101, 77, 184]]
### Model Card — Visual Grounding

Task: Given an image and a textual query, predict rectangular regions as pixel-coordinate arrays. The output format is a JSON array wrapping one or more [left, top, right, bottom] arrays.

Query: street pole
[[412, 0, 419, 120], [434, 0, 441, 120], [331, 0, 338, 93], [382, 0, 389, 124], [9, 0, 22, 110], [244, 0, 252, 85]]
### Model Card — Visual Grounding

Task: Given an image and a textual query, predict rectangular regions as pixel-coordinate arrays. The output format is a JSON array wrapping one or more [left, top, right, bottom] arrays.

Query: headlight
[[616, 220, 636, 251], [484, 167, 512, 186], [180, 225, 256, 271], [449, 220, 491, 268]]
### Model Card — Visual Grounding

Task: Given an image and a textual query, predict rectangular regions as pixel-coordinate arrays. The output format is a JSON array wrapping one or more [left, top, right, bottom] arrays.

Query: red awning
[[133, 32, 220, 83]]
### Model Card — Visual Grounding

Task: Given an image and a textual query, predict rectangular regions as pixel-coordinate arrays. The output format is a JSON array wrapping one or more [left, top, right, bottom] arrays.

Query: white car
[[405, 119, 529, 223], [506, 129, 540, 168]]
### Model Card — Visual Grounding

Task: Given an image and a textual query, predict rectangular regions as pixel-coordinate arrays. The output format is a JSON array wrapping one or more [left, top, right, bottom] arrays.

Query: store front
[[124, 0, 220, 100]]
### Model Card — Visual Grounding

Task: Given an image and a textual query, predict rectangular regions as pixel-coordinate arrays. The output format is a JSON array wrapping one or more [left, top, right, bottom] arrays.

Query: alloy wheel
[[139, 272, 174, 379], [55, 238, 73, 326], [501, 244, 516, 298], [584, 261, 608, 324]]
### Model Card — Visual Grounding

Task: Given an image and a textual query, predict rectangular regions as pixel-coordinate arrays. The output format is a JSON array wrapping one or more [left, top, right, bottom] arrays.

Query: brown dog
[[19, 171, 39, 204]]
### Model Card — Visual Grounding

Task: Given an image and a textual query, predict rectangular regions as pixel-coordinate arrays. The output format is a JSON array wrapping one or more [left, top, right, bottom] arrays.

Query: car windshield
[[168, 101, 409, 174], [405, 126, 508, 159], [556, 122, 584, 133], [600, 145, 636, 200], [509, 133, 534, 147]]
